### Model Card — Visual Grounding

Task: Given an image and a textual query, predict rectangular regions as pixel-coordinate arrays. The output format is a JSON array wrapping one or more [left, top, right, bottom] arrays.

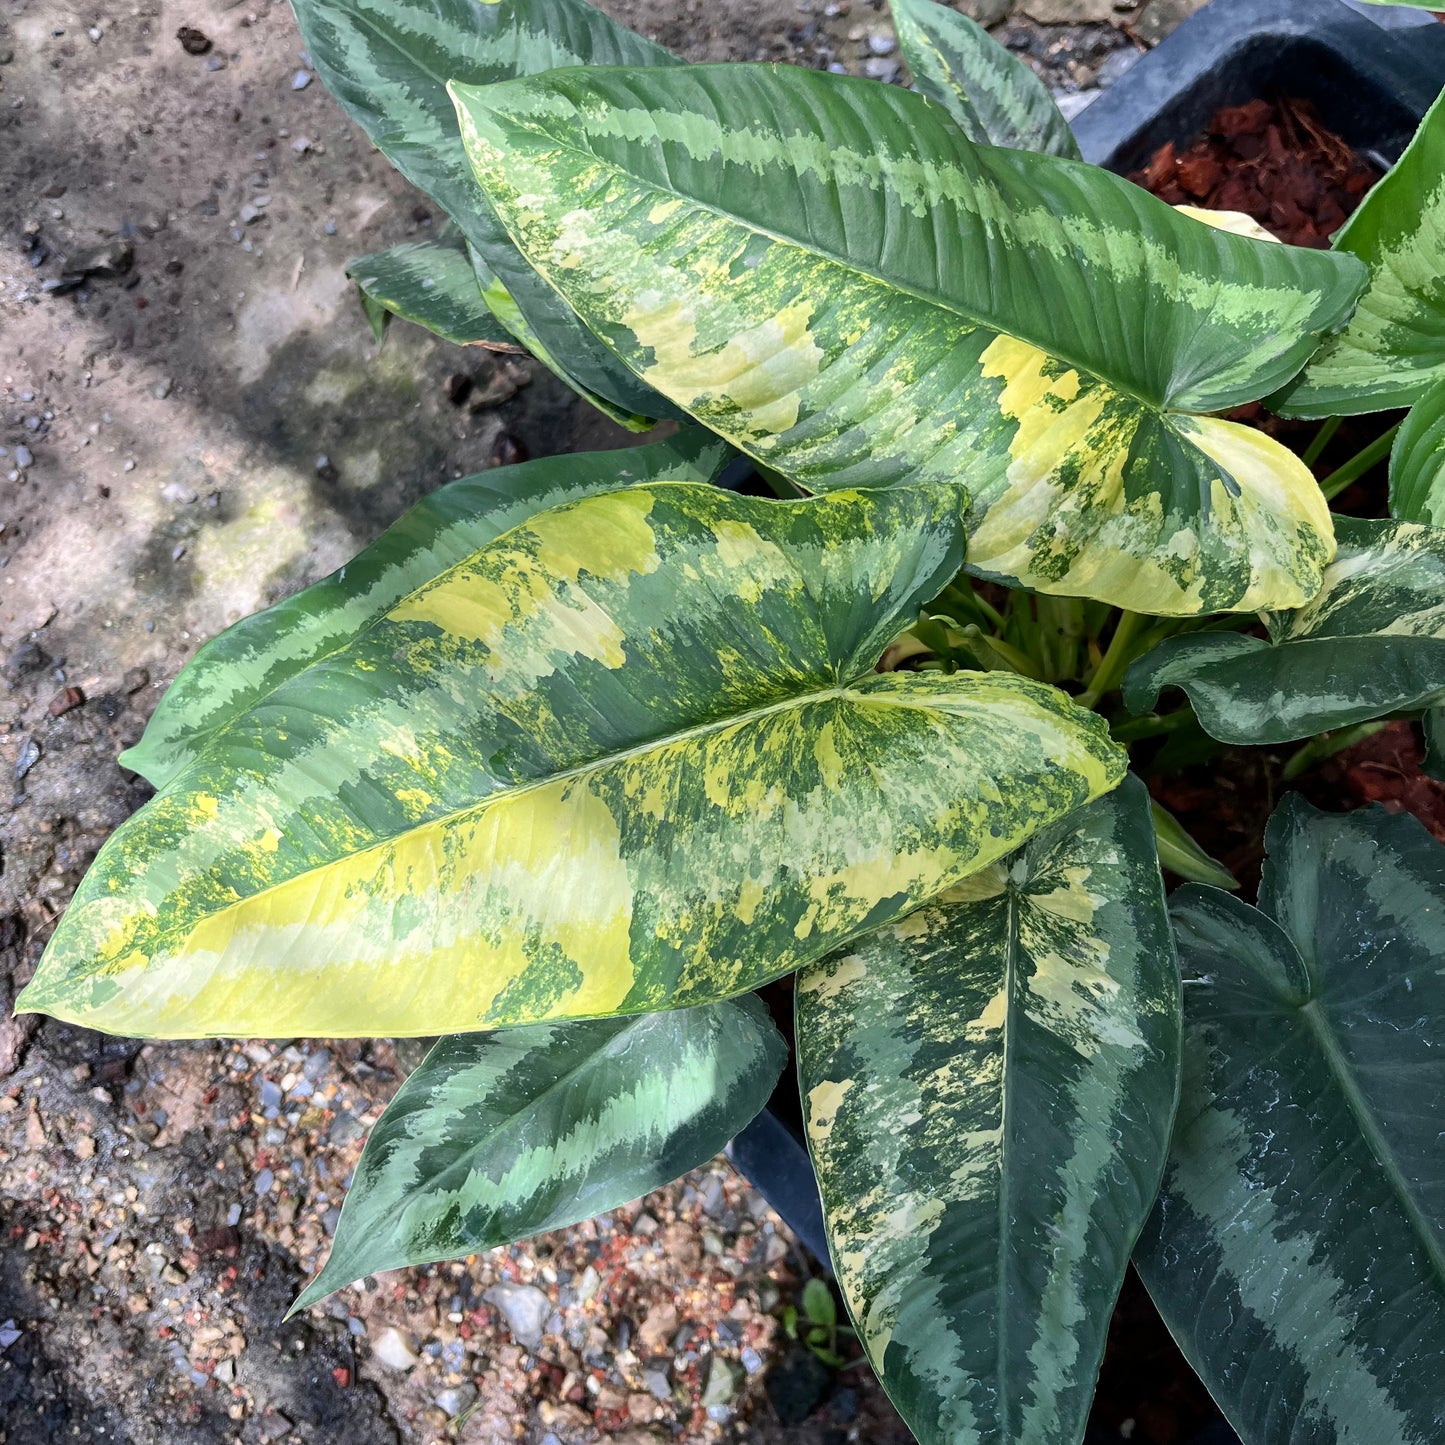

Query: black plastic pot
[[1073, 0, 1445, 174], [727, 0, 1445, 1365]]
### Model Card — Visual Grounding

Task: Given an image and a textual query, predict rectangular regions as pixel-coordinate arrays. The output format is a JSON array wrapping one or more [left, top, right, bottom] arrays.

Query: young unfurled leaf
[[798, 775, 1180, 1445], [1389, 373, 1445, 525], [1136, 798, 1445, 1445], [890, 0, 1080, 158], [1123, 517, 1445, 744], [1274, 87, 1445, 418], [453, 64, 1359, 615], [21, 480, 1126, 1039], [121, 435, 733, 790], [290, 0, 684, 424], [345, 234, 517, 349], [292, 997, 784, 1311], [1150, 799, 1239, 889]]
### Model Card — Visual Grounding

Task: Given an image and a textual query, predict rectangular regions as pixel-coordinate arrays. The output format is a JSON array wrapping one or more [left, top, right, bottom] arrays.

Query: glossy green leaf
[[292, 996, 784, 1311], [453, 63, 1360, 615], [1389, 374, 1445, 524], [1123, 516, 1445, 743], [797, 775, 1180, 1445], [1150, 799, 1238, 889], [289, 0, 683, 424], [345, 235, 516, 349], [121, 434, 732, 791], [890, 0, 1080, 158], [1274, 88, 1445, 417], [1135, 797, 1445, 1445], [21, 480, 1126, 1039]]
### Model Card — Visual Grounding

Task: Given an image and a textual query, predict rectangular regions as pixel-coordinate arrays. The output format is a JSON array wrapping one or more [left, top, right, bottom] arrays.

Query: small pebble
[[14, 445, 33, 469], [226, 1203, 242, 1226], [292, 69, 313, 90], [371, 1326, 421, 1371], [254, 1168, 275, 1196], [866, 32, 896, 54], [323, 218, 337, 235], [153, 376, 173, 399]]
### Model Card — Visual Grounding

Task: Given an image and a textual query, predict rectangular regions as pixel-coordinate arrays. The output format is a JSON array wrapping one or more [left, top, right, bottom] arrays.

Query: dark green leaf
[[1135, 797, 1445, 1445], [890, 0, 1080, 158], [293, 996, 786, 1311], [346, 235, 516, 348], [1123, 516, 1445, 743], [797, 775, 1180, 1445], [290, 0, 684, 422]]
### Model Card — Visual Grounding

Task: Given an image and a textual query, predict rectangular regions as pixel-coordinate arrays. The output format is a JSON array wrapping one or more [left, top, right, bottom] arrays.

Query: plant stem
[[1300, 415, 1342, 469], [1078, 610, 1146, 710], [1318, 422, 1401, 501], [1282, 720, 1389, 780]]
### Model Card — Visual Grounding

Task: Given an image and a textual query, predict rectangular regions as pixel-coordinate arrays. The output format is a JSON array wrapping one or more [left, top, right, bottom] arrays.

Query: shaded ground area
[[1, 0, 1202, 1440]]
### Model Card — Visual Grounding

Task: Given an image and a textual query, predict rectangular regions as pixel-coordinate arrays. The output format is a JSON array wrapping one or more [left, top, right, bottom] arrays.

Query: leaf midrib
[[1296, 995, 1445, 1293]]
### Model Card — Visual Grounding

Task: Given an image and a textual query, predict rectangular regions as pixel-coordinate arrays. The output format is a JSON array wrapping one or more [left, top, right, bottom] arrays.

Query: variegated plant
[[16, 2, 1445, 1443]]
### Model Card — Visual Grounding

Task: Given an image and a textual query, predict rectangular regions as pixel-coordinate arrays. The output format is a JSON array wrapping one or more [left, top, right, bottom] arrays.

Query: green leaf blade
[[23, 480, 1126, 1038], [891, 0, 1080, 158], [293, 995, 785, 1311], [1275, 88, 1445, 418], [345, 235, 516, 348], [1390, 374, 1445, 525], [120, 435, 732, 790], [453, 63, 1359, 614], [1123, 516, 1445, 743], [1135, 798, 1445, 1445], [797, 775, 1181, 1445], [290, 0, 684, 422]]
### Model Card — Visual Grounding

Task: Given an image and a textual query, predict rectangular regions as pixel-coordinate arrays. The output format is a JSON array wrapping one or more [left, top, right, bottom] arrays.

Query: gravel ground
[[0, 0, 1202, 1440]]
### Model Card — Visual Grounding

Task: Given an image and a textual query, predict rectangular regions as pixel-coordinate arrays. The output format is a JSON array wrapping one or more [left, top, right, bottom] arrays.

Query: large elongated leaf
[[292, 996, 785, 1312], [346, 234, 516, 348], [1274, 88, 1445, 418], [1135, 798, 1445, 1445], [1389, 373, 1445, 524], [20, 481, 1126, 1039], [1123, 516, 1445, 743], [289, 0, 683, 423], [797, 774, 1180, 1445], [121, 435, 732, 791], [890, 0, 1080, 158], [452, 64, 1361, 614]]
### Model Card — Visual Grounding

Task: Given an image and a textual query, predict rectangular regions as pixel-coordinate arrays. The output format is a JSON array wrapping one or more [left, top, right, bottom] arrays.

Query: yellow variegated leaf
[[451, 64, 1364, 614], [19, 480, 1125, 1039]]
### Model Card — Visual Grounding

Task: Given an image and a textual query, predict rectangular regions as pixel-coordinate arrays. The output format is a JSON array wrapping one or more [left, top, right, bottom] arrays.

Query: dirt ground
[[0, 0, 1199, 1441]]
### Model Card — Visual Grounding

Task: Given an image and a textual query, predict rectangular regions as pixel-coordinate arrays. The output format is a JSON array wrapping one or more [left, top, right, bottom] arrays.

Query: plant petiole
[[1078, 610, 1147, 710], [1300, 415, 1342, 469], [1281, 720, 1390, 780], [1318, 421, 1401, 501]]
